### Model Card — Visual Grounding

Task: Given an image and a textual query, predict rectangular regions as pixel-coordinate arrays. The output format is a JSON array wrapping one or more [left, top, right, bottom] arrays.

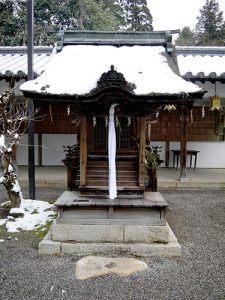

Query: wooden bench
[[171, 150, 200, 170]]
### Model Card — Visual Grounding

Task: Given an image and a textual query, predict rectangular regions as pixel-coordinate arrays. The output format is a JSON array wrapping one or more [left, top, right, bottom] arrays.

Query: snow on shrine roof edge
[[20, 44, 204, 98]]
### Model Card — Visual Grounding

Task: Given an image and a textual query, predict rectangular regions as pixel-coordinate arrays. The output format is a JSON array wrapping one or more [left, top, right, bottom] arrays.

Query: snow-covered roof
[[1, 45, 225, 85], [20, 45, 202, 97], [177, 46, 225, 81], [0, 46, 53, 78]]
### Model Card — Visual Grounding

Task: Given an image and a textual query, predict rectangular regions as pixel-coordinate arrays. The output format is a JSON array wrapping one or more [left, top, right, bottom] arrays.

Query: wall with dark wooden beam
[[34, 105, 78, 134], [151, 108, 224, 142], [33, 105, 224, 142]]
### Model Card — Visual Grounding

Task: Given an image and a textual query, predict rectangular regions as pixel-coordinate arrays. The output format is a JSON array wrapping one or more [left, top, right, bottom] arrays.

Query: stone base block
[[39, 240, 61, 255], [52, 224, 124, 242], [61, 241, 181, 257], [39, 225, 181, 257], [124, 223, 169, 243], [51, 222, 170, 243]]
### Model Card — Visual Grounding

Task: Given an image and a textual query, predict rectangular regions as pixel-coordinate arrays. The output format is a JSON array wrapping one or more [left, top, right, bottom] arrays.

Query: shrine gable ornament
[[95, 65, 136, 92]]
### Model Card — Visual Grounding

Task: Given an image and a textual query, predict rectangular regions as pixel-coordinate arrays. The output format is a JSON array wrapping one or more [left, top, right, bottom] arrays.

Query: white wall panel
[[17, 135, 225, 168], [154, 141, 225, 168], [17, 134, 76, 166], [42, 134, 76, 165], [17, 134, 39, 165]]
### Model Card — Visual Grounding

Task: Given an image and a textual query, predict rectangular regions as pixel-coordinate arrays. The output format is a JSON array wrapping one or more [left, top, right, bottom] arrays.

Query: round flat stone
[[75, 256, 148, 280]]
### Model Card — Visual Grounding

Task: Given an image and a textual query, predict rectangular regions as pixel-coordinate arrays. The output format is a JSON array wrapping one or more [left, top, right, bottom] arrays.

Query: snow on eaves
[[20, 45, 202, 96], [177, 46, 225, 78], [178, 55, 225, 78]]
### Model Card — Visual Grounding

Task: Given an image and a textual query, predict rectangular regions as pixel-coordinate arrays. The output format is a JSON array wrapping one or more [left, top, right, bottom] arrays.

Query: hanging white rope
[[108, 104, 118, 200]]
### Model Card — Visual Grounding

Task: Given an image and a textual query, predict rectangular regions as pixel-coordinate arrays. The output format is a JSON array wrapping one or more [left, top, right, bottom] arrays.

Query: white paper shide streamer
[[108, 104, 118, 200]]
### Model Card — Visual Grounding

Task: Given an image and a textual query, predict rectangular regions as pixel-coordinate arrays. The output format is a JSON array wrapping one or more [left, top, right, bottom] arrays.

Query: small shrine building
[[20, 31, 205, 256]]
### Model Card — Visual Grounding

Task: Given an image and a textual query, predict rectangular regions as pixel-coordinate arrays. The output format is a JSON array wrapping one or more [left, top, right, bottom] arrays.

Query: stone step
[[87, 178, 138, 188], [87, 161, 137, 166], [79, 185, 143, 193], [51, 222, 170, 243], [87, 173, 137, 178], [78, 194, 144, 199], [39, 225, 182, 257]]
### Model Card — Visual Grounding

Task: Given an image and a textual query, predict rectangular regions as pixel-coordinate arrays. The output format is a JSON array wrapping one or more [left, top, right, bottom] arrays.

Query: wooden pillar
[[80, 115, 87, 186], [138, 116, 146, 187], [146, 123, 151, 143], [165, 141, 170, 167], [179, 105, 189, 180]]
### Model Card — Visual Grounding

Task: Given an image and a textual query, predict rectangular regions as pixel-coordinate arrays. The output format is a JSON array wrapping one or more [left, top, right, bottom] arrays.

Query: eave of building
[[176, 46, 225, 56], [0, 46, 53, 81], [23, 85, 205, 106], [177, 46, 225, 83], [182, 73, 225, 84]]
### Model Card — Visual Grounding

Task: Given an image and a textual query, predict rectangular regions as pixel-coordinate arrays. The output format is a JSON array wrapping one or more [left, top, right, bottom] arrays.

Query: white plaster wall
[[0, 79, 25, 94], [17, 134, 76, 165], [154, 141, 225, 168], [42, 134, 76, 165], [0, 80, 9, 91], [17, 134, 39, 165], [17, 135, 225, 168], [187, 141, 225, 168], [149, 141, 166, 167], [198, 81, 225, 99], [14, 79, 26, 96]]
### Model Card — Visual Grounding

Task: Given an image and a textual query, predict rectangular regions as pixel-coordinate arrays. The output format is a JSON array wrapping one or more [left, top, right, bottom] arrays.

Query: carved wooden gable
[[96, 65, 136, 92]]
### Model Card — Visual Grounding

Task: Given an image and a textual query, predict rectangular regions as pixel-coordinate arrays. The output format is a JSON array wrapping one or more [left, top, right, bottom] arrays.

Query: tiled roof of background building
[[177, 46, 225, 82], [0, 46, 53, 79]]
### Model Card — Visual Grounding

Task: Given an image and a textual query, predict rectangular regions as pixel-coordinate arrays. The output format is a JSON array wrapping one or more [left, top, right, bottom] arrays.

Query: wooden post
[[147, 123, 151, 143], [179, 106, 188, 180], [165, 141, 170, 167], [138, 116, 146, 187], [80, 115, 87, 186]]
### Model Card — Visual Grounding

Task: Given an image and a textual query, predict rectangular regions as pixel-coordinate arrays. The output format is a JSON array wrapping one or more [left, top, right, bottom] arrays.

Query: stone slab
[[39, 224, 181, 257], [52, 224, 124, 242], [57, 217, 165, 226], [52, 221, 170, 243], [61, 241, 181, 257], [75, 256, 148, 280], [124, 223, 170, 243], [39, 240, 61, 255]]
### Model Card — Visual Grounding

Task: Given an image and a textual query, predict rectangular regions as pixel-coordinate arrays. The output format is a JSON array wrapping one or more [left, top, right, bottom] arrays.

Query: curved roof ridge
[[0, 46, 53, 55]]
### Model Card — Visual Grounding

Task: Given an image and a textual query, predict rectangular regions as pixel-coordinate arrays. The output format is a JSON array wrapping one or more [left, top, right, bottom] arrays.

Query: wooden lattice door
[[90, 116, 136, 153]]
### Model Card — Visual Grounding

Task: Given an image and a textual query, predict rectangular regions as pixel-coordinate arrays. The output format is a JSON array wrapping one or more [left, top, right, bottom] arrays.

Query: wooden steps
[[80, 156, 142, 195]]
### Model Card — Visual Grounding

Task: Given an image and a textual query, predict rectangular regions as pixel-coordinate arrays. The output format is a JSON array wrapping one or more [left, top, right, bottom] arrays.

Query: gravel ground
[[0, 185, 225, 300]]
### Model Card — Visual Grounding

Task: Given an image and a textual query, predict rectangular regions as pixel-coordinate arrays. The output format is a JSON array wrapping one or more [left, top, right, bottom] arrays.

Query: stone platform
[[39, 191, 181, 257]]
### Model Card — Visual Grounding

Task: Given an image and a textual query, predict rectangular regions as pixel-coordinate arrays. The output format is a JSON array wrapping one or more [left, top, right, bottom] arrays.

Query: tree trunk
[[4, 181, 21, 208], [1, 151, 21, 208]]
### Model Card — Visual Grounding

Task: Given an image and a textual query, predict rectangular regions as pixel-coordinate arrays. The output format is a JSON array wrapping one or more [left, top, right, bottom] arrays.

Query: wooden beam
[[138, 116, 146, 187], [80, 116, 87, 186]]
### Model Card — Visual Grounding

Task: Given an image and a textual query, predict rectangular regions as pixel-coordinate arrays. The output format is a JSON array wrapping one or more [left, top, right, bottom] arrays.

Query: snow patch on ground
[[0, 199, 56, 233]]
